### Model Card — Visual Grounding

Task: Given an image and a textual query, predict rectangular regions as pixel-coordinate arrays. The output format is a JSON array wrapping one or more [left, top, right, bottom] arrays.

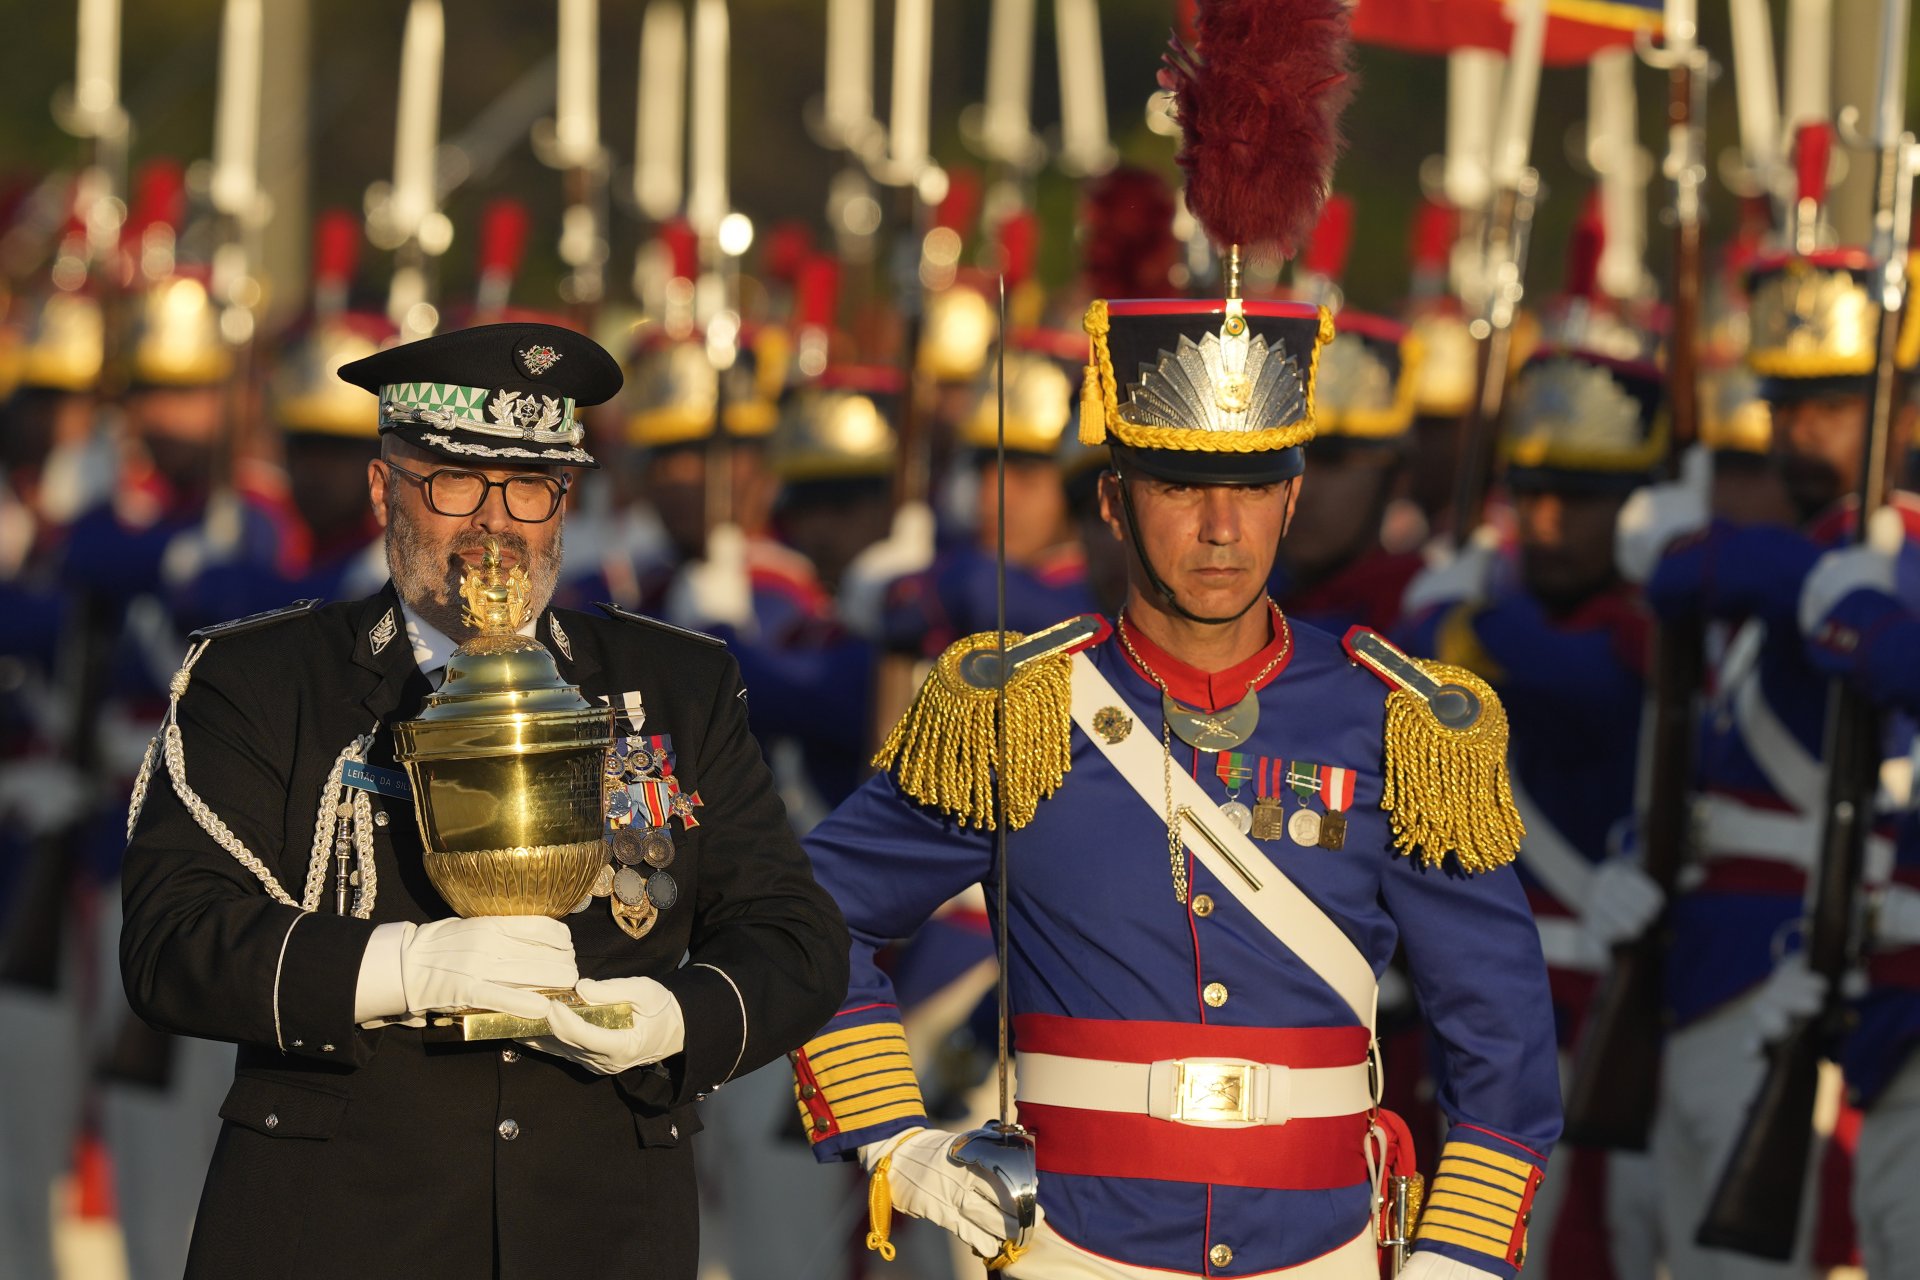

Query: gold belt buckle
[[1169, 1059, 1261, 1124]]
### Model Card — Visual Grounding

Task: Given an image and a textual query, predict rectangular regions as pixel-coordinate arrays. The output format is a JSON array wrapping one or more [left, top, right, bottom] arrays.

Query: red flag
[[1348, 0, 1662, 67]]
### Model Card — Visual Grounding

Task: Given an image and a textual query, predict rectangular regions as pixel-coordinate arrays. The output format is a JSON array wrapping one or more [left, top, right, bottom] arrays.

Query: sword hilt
[[948, 1120, 1039, 1267]]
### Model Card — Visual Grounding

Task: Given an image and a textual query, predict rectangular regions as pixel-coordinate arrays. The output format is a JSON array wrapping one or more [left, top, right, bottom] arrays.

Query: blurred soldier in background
[[1619, 232, 1920, 1277]]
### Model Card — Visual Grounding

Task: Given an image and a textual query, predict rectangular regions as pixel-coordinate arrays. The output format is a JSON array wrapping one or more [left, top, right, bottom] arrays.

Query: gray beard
[[385, 498, 564, 642]]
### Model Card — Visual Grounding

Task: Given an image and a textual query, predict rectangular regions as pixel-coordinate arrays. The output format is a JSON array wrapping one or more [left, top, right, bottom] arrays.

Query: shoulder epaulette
[[872, 615, 1099, 832], [1341, 626, 1524, 874], [189, 599, 322, 643], [594, 602, 727, 648]]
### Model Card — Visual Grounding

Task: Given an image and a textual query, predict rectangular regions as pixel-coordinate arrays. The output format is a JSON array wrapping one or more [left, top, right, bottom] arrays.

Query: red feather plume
[[763, 221, 814, 285], [477, 199, 530, 279], [1161, 0, 1354, 257], [1410, 199, 1457, 271], [1079, 166, 1179, 299], [995, 209, 1039, 288], [1302, 194, 1353, 281], [796, 253, 840, 331], [1564, 189, 1604, 301], [311, 209, 361, 287]]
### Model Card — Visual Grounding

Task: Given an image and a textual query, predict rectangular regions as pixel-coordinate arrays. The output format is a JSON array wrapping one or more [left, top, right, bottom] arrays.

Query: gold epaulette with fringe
[[872, 618, 1097, 830], [1344, 628, 1525, 874]]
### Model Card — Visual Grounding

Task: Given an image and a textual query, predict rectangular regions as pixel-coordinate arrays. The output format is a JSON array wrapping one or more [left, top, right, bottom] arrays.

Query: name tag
[[342, 761, 413, 800]]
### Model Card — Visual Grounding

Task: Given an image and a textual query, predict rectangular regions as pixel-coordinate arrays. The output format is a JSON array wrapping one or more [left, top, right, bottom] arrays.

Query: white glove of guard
[[1581, 860, 1665, 947], [1615, 446, 1711, 585], [666, 521, 754, 633], [839, 501, 936, 638], [0, 758, 91, 837], [518, 976, 686, 1075], [398, 916, 576, 1019], [1746, 955, 1828, 1048], [1397, 1252, 1508, 1279], [1402, 526, 1501, 617], [1871, 883, 1920, 949], [1798, 505, 1904, 637], [859, 1126, 1020, 1260]]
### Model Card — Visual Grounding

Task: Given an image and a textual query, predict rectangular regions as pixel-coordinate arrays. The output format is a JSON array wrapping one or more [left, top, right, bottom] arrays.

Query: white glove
[[1615, 446, 1711, 585], [839, 501, 936, 638], [0, 758, 91, 836], [1746, 956, 1828, 1047], [666, 522, 754, 632], [1870, 883, 1920, 949], [1798, 505, 1904, 637], [1402, 526, 1500, 616], [518, 976, 686, 1075], [1398, 1252, 1508, 1279], [858, 1126, 1020, 1260], [1581, 860, 1665, 947], [397, 916, 576, 1018]]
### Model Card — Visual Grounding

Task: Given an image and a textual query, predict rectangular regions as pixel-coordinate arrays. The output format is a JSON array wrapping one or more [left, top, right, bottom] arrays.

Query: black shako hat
[[337, 322, 623, 468]]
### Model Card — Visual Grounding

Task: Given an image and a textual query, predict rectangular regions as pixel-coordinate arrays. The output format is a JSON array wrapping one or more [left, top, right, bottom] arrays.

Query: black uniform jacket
[[120, 583, 849, 1280]]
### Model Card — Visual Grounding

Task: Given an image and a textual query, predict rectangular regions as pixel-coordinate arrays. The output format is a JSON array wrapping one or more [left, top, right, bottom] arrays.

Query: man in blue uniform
[[1617, 245, 1920, 1278], [1401, 344, 1666, 1276], [794, 282, 1562, 1276]]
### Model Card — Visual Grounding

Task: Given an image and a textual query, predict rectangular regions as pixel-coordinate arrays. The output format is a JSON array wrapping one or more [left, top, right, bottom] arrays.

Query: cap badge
[[1127, 331, 1306, 435], [488, 391, 567, 440], [518, 343, 564, 378]]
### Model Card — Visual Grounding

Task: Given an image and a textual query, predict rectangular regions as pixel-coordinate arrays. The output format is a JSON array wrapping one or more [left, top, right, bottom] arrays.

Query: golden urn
[[393, 540, 614, 918]]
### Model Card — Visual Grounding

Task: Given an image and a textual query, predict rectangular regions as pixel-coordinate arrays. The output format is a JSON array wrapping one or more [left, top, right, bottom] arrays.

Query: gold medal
[[1287, 807, 1322, 846], [1251, 795, 1287, 840], [611, 894, 658, 940], [1318, 811, 1348, 850]]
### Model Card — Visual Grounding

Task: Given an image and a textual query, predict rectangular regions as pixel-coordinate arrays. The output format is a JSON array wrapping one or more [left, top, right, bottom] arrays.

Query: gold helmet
[[768, 365, 900, 483]]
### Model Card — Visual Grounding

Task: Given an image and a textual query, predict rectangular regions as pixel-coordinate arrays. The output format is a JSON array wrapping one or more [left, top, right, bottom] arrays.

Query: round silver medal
[[645, 871, 679, 910], [612, 828, 645, 866], [1288, 808, 1322, 846], [1218, 800, 1253, 834], [606, 789, 633, 820], [612, 866, 646, 906], [640, 828, 676, 869], [569, 891, 593, 914]]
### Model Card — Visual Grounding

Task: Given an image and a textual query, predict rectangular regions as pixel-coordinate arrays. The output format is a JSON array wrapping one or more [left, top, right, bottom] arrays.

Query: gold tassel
[[1080, 361, 1107, 445], [1080, 299, 1112, 444], [987, 1238, 1030, 1270], [865, 1155, 898, 1260], [871, 631, 1075, 830], [1378, 660, 1525, 874]]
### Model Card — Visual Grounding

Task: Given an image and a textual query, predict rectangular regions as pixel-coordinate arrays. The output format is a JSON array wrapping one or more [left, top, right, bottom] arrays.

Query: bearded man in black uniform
[[118, 322, 849, 1280]]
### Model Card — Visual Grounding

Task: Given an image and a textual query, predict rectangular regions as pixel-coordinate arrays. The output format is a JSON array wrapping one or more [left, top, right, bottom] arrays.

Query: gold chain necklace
[[1114, 601, 1292, 903]]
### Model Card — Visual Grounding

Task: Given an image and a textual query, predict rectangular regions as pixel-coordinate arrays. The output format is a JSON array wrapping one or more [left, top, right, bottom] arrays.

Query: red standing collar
[[1115, 602, 1293, 711]]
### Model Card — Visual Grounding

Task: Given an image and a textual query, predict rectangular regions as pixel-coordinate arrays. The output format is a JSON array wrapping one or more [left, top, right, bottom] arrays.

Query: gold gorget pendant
[[1163, 687, 1258, 752]]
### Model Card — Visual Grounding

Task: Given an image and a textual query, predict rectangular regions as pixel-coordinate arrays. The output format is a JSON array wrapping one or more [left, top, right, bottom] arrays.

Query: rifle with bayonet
[[1447, 0, 1546, 545], [1562, 11, 1709, 1151], [1695, 0, 1914, 1256]]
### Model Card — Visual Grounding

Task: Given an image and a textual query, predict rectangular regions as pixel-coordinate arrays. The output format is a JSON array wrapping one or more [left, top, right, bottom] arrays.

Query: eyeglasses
[[382, 459, 571, 523]]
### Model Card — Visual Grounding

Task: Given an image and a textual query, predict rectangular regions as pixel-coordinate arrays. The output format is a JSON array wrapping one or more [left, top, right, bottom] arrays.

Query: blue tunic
[[798, 616, 1561, 1276]]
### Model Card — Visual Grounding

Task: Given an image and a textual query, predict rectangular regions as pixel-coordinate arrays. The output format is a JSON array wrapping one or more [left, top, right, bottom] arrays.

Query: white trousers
[[1852, 1049, 1920, 1279], [1530, 1051, 1663, 1279], [0, 986, 86, 1280], [1650, 993, 1819, 1280], [93, 888, 229, 1280]]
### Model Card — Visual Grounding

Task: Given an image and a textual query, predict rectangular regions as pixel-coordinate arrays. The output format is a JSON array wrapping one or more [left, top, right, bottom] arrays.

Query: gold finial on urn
[[393, 538, 627, 1038]]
